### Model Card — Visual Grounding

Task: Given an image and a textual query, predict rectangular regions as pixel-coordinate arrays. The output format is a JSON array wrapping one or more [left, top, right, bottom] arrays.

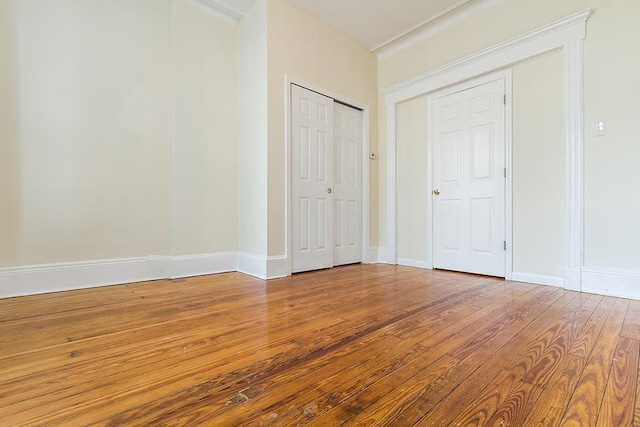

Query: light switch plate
[[593, 120, 606, 137]]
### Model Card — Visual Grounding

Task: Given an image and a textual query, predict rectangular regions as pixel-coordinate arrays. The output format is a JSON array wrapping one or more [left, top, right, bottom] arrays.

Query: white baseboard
[[267, 255, 289, 279], [512, 272, 564, 288], [0, 252, 241, 299], [582, 267, 640, 300], [563, 268, 582, 291], [170, 252, 238, 279], [237, 252, 267, 280], [0, 257, 161, 299], [378, 247, 397, 265], [11, 254, 637, 303], [237, 253, 290, 280], [398, 258, 432, 270], [368, 247, 379, 264]]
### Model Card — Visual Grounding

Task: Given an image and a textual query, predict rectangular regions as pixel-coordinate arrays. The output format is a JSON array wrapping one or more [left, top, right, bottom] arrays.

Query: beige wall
[[380, 0, 640, 274], [238, 0, 268, 257], [172, 1, 238, 255], [0, 0, 239, 268], [3, 0, 637, 283], [583, 0, 640, 269], [2, 0, 171, 266], [512, 52, 564, 278], [266, 0, 379, 256], [0, 0, 379, 271], [396, 96, 429, 262], [0, 0, 20, 266]]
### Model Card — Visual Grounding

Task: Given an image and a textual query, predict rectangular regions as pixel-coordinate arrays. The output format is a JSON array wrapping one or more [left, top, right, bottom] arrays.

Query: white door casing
[[431, 78, 506, 277], [384, 11, 590, 287], [291, 84, 335, 273], [333, 102, 363, 266]]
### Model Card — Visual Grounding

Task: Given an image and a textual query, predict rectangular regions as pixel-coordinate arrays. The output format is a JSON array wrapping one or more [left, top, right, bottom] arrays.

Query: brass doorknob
[[433, 189, 440, 196]]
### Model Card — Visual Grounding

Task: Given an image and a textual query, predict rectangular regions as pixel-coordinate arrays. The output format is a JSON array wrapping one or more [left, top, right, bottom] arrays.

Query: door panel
[[470, 197, 493, 253], [432, 79, 505, 277], [292, 85, 334, 273], [333, 102, 362, 266], [441, 199, 461, 251], [442, 131, 461, 182], [471, 125, 493, 179]]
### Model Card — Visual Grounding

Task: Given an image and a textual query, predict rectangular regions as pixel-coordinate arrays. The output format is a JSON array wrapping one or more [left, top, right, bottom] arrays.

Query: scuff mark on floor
[[226, 389, 250, 406]]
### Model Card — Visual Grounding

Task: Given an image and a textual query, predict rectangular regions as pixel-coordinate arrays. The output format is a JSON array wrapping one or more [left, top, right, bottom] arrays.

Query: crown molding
[[370, 0, 470, 52], [179, 0, 243, 25], [382, 8, 592, 101], [374, 0, 506, 62]]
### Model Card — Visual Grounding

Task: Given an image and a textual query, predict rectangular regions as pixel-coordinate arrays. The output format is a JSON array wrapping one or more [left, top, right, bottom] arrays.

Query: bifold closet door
[[333, 102, 362, 266], [291, 85, 363, 273], [291, 85, 335, 273]]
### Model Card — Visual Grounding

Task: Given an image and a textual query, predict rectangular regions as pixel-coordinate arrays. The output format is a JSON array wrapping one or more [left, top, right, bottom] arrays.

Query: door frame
[[426, 70, 512, 277], [382, 10, 590, 289], [285, 76, 371, 275]]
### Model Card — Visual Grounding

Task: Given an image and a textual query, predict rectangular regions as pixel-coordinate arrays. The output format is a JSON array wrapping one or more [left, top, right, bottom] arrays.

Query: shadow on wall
[[0, 0, 23, 268]]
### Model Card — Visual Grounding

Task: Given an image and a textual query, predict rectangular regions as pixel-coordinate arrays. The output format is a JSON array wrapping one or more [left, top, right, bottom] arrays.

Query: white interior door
[[333, 102, 362, 266], [291, 85, 363, 273], [432, 78, 506, 277], [291, 85, 334, 273]]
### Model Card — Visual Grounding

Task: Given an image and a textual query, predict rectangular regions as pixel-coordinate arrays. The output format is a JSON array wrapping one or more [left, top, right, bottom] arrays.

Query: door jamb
[[285, 76, 371, 275], [425, 70, 513, 279]]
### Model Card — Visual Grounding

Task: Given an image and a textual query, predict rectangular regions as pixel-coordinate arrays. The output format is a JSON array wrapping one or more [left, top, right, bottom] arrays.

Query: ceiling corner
[[179, 0, 245, 25], [375, 0, 506, 62]]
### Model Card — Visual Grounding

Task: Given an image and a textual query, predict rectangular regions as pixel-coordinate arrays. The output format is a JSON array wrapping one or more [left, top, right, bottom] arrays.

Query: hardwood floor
[[1, 264, 639, 426]]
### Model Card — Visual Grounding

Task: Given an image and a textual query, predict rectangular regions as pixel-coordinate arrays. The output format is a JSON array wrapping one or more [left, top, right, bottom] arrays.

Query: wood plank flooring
[[0, 264, 638, 426]]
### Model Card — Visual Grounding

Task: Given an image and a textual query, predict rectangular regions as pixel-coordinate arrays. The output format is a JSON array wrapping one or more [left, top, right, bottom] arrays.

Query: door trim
[[426, 70, 512, 278], [382, 10, 590, 289], [285, 76, 371, 275]]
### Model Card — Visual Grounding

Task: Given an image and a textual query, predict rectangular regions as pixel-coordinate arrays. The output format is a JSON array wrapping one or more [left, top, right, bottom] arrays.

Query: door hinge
[[503, 94, 506, 105], [504, 168, 507, 178], [504, 241, 507, 251]]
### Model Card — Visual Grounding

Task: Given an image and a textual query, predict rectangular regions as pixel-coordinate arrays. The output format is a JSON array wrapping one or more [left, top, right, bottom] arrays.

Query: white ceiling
[[215, 0, 488, 53]]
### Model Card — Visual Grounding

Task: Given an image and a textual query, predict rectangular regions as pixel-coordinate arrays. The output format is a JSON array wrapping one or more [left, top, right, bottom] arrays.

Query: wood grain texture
[[521, 355, 586, 426], [597, 336, 639, 426], [568, 296, 616, 359], [622, 300, 640, 340], [0, 265, 639, 426], [561, 297, 629, 426]]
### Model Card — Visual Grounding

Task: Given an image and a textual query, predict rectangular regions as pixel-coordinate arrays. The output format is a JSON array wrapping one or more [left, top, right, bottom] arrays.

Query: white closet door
[[333, 102, 362, 266], [432, 78, 506, 277], [291, 85, 335, 273]]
